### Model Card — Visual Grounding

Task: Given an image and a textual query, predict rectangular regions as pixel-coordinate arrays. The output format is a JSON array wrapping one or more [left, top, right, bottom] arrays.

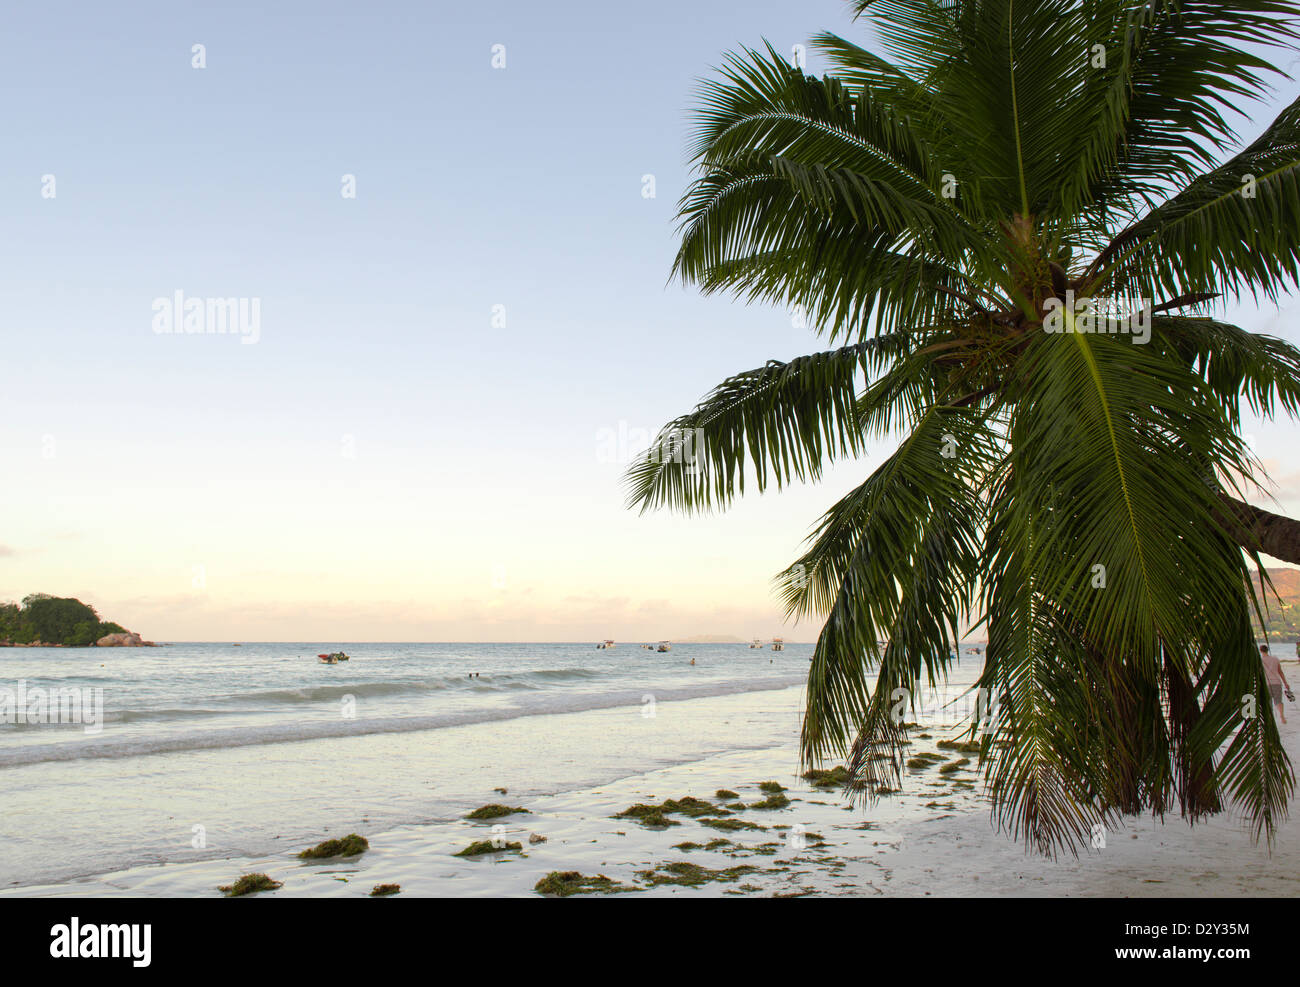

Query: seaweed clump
[[699, 817, 766, 832], [533, 871, 633, 897], [369, 883, 401, 896], [673, 838, 734, 852], [636, 861, 759, 888], [298, 833, 369, 859], [614, 796, 722, 827], [801, 766, 851, 788], [906, 753, 946, 770], [613, 803, 681, 828], [455, 839, 524, 857], [749, 792, 791, 810], [661, 796, 721, 817], [219, 873, 283, 897], [465, 804, 530, 820]]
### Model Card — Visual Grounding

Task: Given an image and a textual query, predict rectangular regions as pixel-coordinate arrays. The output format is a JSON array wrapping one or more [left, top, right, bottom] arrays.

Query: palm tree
[[627, 0, 1300, 854]]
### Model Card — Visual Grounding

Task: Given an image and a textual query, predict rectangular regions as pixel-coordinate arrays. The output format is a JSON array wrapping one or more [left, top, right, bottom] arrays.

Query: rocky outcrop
[[95, 631, 153, 647]]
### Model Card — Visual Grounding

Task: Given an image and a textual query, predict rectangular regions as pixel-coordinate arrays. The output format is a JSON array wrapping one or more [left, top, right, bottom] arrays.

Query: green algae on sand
[[661, 796, 722, 817], [219, 872, 283, 897], [298, 833, 369, 859], [614, 796, 723, 827], [801, 766, 851, 788], [637, 861, 759, 888], [906, 752, 946, 770], [749, 792, 791, 810], [673, 838, 734, 852], [699, 816, 766, 832], [937, 739, 983, 754], [613, 803, 681, 828]]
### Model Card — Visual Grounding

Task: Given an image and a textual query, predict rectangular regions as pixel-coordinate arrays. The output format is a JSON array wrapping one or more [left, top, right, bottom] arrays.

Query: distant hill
[[1253, 568, 1300, 642]]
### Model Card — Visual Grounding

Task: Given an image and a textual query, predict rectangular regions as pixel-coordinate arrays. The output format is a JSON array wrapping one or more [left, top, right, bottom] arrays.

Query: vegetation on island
[[1252, 569, 1300, 640], [626, 0, 1300, 854], [0, 595, 128, 646]]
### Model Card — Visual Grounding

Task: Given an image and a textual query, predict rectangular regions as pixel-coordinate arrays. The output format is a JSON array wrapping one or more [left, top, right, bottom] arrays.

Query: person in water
[[1260, 644, 1293, 724]]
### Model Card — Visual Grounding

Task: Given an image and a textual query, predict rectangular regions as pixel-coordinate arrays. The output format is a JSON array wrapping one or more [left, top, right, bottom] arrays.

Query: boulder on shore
[[95, 631, 146, 647]]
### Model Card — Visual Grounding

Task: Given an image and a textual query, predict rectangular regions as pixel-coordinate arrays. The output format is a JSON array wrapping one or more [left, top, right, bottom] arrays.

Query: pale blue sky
[[1, 0, 1297, 640]]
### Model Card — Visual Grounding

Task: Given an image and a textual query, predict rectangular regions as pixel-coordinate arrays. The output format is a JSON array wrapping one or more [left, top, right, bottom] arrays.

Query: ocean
[[0, 641, 824, 889], [5, 642, 1292, 899]]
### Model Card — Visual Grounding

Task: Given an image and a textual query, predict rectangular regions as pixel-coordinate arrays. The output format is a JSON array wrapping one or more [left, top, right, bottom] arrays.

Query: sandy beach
[[9, 673, 1297, 899]]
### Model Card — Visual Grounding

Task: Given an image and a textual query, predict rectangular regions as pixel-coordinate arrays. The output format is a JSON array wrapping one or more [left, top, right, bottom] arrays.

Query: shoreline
[[8, 692, 1297, 898]]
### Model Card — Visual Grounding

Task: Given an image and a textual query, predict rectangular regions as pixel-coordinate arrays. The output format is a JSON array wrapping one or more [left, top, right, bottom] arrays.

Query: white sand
[[9, 680, 1298, 898]]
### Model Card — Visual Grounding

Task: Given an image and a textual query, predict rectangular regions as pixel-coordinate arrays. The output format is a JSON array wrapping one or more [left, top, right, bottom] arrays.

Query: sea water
[[0, 642, 804, 887], [0, 641, 985, 890]]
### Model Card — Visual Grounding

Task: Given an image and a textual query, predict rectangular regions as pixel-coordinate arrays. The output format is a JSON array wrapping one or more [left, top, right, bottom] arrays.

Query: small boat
[[772, 638, 785, 652], [318, 651, 350, 663], [749, 638, 762, 649], [656, 641, 671, 652], [596, 639, 615, 649]]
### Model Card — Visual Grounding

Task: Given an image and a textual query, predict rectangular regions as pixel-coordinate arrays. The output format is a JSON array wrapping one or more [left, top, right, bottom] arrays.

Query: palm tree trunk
[[1216, 494, 1300, 565], [1163, 654, 1220, 818]]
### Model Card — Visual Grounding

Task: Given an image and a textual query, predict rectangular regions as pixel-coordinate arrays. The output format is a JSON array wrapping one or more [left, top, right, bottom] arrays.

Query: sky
[[2, 0, 1298, 642]]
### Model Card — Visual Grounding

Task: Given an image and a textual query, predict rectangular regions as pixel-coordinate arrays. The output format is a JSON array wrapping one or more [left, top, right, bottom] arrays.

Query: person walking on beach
[[1260, 644, 1292, 724]]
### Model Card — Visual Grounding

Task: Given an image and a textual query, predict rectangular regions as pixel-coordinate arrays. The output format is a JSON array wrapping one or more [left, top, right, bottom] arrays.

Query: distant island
[[1253, 568, 1300, 641], [0, 594, 154, 647]]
